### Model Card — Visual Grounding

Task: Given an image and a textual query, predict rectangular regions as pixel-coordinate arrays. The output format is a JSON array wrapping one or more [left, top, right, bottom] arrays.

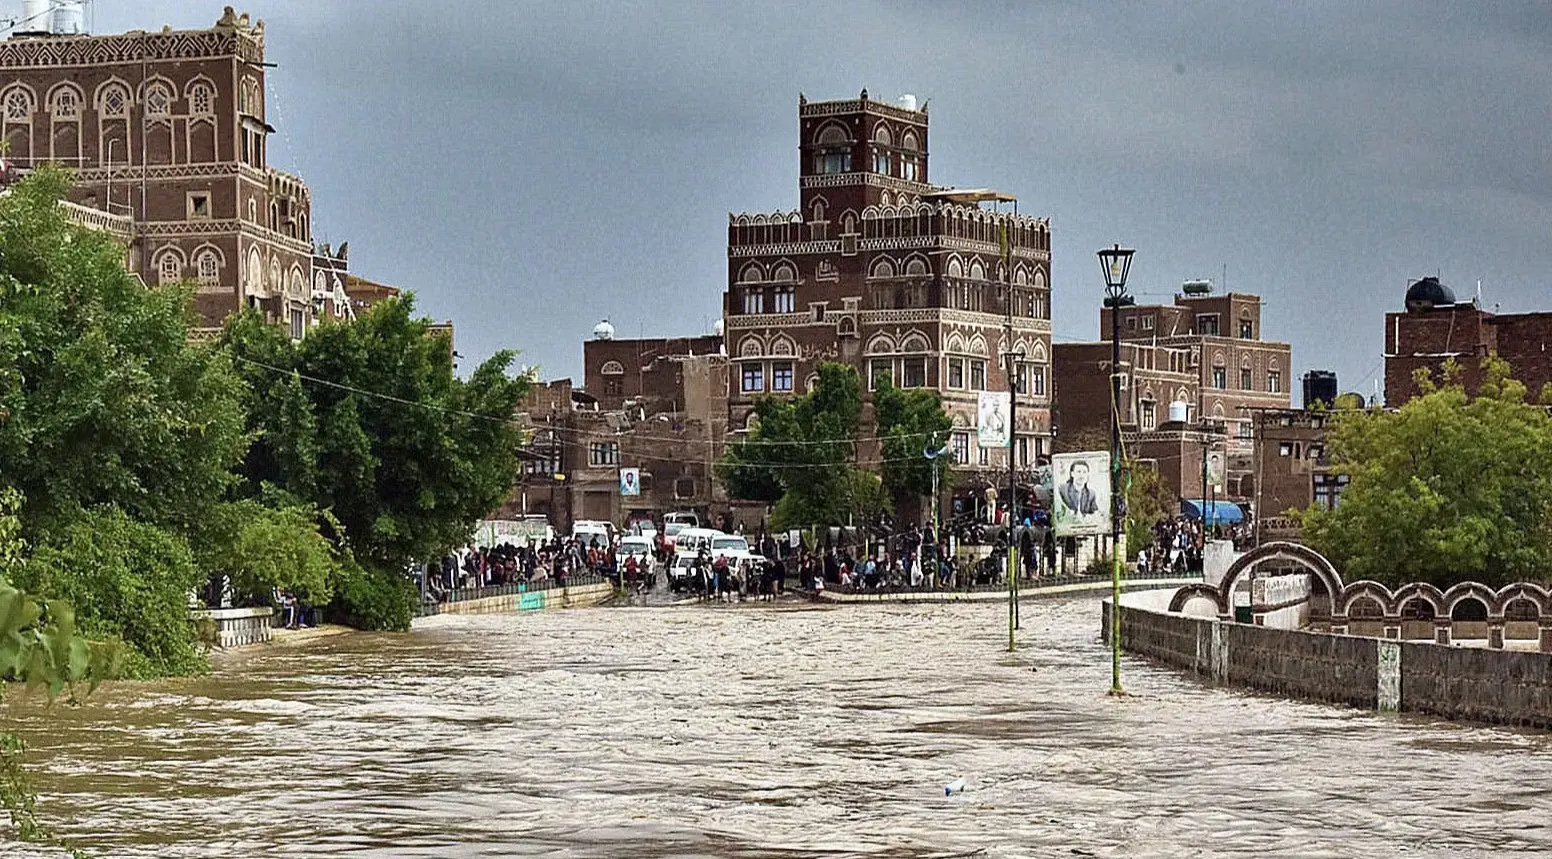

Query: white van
[[571, 519, 613, 548], [672, 527, 722, 558]]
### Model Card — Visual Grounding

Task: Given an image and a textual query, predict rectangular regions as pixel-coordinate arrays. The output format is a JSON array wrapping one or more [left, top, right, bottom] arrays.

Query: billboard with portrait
[[618, 467, 641, 497], [1052, 451, 1112, 537], [976, 391, 1011, 448]]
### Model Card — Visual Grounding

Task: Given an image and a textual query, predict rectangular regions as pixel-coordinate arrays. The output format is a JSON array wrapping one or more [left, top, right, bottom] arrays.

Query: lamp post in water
[[1098, 243, 1134, 696]]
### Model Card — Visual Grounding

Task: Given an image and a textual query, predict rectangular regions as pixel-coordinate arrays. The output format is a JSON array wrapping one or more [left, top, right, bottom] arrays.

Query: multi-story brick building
[[0, 8, 335, 334], [1054, 285, 1291, 513], [507, 329, 731, 532], [1384, 276, 1552, 406], [724, 91, 1053, 502], [1100, 287, 1293, 452], [1251, 407, 1344, 543]]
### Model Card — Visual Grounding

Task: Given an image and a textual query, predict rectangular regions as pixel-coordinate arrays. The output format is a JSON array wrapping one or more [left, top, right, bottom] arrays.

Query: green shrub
[[326, 559, 415, 632], [193, 500, 338, 607], [12, 507, 206, 678]]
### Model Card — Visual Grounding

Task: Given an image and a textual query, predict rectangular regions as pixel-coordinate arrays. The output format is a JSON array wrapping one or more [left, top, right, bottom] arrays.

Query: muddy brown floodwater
[[6, 598, 1552, 858]]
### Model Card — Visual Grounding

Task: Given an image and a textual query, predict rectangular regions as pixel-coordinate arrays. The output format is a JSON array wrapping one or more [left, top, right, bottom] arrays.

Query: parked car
[[668, 553, 700, 592], [661, 512, 700, 551], [618, 535, 656, 575], [710, 533, 759, 564]]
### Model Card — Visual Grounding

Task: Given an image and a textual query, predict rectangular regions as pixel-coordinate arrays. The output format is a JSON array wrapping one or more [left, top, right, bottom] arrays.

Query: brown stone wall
[[582, 335, 722, 412]]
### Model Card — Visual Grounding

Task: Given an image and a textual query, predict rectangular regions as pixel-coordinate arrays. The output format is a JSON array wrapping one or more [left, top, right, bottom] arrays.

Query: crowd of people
[[419, 535, 624, 600]]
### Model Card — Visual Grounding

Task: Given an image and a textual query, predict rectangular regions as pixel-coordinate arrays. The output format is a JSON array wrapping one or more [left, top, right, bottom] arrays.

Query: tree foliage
[[721, 363, 893, 529], [874, 378, 953, 506], [12, 506, 206, 679], [1297, 358, 1552, 588], [221, 296, 530, 624], [1123, 461, 1172, 553], [0, 168, 247, 538]]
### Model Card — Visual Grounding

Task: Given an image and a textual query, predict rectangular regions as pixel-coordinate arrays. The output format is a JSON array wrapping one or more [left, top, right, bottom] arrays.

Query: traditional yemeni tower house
[[0, 5, 346, 335], [724, 90, 1053, 499]]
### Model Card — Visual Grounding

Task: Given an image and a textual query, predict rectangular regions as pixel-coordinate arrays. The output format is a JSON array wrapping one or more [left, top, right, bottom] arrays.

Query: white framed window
[[970, 359, 987, 391], [1211, 366, 1227, 389], [188, 83, 214, 115], [741, 364, 765, 393], [4, 87, 33, 121], [901, 357, 926, 389], [156, 252, 183, 285], [1197, 314, 1220, 336], [951, 432, 970, 465], [1030, 363, 1047, 397], [1141, 315, 1155, 330], [773, 286, 794, 314], [50, 88, 78, 119], [144, 83, 172, 117], [187, 192, 211, 219], [289, 308, 305, 339], [977, 441, 989, 467], [771, 362, 794, 392], [1240, 367, 1252, 390], [742, 288, 763, 314], [1268, 371, 1282, 393], [947, 358, 964, 389], [589, 442, 620, 467], [869, 358, 892, 391], [1140, 400, 1156, 431]]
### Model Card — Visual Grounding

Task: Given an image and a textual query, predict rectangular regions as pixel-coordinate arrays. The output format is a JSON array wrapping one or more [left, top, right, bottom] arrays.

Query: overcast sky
[[85, 1, 1552, 398]]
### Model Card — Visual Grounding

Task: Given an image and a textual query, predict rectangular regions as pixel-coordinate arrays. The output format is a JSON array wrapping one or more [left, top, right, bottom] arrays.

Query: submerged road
[[8, 597, 1552, 857]]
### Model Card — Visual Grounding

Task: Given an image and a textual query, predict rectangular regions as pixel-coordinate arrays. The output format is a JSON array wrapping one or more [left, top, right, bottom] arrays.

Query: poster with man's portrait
[[976, 391, 1010, 448], [1052, 451, 1112, 537], [618, 467, 640, 497]]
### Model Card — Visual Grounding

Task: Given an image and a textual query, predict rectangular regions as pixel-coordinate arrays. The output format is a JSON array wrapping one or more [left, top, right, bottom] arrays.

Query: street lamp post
[[1098, 243, 1134, 696]]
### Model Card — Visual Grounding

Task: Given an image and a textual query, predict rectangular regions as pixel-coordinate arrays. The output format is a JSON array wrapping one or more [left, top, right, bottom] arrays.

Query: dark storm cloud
[[97, 1, 1552, 397]]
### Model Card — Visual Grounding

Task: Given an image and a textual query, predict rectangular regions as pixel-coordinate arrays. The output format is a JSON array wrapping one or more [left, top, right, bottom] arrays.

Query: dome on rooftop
[[592, 319, 615, 340], [1405, 277, 1456, 311], [711, 318, 725, 337]]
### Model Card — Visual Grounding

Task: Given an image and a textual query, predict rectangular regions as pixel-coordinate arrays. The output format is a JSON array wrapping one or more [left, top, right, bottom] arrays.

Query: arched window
[[600, 361, 625, 375], [268, 259, 281, 295], [3, 86, 34, 122], [144, 82, 172, 117], [815, 123, 850, 146], [49, 85, 80, 119], [195, 250, 220, 286], [187, 82, 214, 115], [156, 250, 184, 285], [246, 246, 264, 293], [872, 123, 893, 146], [96, 83, 128, 117]]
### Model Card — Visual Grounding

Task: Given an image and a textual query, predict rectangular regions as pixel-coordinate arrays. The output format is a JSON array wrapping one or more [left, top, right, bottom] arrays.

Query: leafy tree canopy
[[0, 168, 247, 538], [221, 296, 530, 577], [1297, 357, 1552, 588], [874, 378, 953, 506]]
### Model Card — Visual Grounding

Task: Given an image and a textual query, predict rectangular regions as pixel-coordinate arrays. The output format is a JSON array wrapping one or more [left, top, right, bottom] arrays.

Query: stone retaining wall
[[1108, 589, 1552, 729]]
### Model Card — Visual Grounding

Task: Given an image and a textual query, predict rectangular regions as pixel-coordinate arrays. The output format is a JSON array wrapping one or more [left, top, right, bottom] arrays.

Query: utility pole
[[1003, 224, 1019, 651]]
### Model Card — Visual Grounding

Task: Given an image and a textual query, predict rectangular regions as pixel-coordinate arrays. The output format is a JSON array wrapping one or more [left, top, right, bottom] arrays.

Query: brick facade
[[1384, 293, 1552, 407], [0, 9, 349, 335], [725, 92, 1053, 496]]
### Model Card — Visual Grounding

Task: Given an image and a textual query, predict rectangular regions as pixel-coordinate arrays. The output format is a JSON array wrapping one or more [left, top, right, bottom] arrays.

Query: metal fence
[[414, 574, 610, 617], [822, 567, 1200, 597]]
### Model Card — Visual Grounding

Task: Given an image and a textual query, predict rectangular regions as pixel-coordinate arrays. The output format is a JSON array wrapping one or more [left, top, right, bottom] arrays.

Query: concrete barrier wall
[[191, 607, 274, 648], [429, 581, 615, 616], [1108, 589, 1552, 729]]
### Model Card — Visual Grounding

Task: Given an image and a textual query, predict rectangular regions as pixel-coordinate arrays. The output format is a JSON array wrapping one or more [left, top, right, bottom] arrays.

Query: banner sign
[[1052, 451, 1112, 537], [976, 391, 1011, 448], [619, 467, 640, 496]]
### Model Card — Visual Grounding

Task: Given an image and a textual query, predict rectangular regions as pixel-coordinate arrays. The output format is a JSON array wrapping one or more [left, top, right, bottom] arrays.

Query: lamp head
[[1098, 243, 1135, 298]]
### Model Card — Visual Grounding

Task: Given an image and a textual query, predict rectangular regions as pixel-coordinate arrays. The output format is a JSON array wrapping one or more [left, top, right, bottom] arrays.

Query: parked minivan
[[671, 527, 721, 558]]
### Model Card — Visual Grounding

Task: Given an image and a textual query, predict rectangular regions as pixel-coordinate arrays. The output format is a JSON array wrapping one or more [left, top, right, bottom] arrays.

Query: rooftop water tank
[[18, 0, 51, 33], [1182, 279, 1213, 295], [898, 93, 918, 111], [1168, 401, 1190, 424], [52, 1, 84, 35], [591, 319, 615, 341]]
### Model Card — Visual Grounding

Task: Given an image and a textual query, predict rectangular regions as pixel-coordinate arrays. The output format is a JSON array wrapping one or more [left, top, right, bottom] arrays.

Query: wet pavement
[[6, 597, 1552, 857]]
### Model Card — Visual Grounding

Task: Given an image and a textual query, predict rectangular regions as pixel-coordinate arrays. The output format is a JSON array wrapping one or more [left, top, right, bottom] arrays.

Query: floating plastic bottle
[[944, 779, 966, 796]]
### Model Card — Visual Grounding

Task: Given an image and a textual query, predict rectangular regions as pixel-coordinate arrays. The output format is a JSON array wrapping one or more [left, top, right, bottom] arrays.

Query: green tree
[[874, 378, 952, 508], [0, 168, 248, 538], [1297, 357, 1552, 588], [720, 363, 875, 529], [12, 506, 206, 678], [1123, 461, 1171, 554], [194, 499, 338, 607], [221, 296, 530, 626]]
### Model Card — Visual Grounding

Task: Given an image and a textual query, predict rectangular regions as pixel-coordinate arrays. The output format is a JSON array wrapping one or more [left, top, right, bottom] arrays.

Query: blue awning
[[1181, 500, 1244, 524]]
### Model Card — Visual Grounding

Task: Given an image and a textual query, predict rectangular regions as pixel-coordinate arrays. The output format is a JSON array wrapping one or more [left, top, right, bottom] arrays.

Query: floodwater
[[7, 598, 1552, 858]]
